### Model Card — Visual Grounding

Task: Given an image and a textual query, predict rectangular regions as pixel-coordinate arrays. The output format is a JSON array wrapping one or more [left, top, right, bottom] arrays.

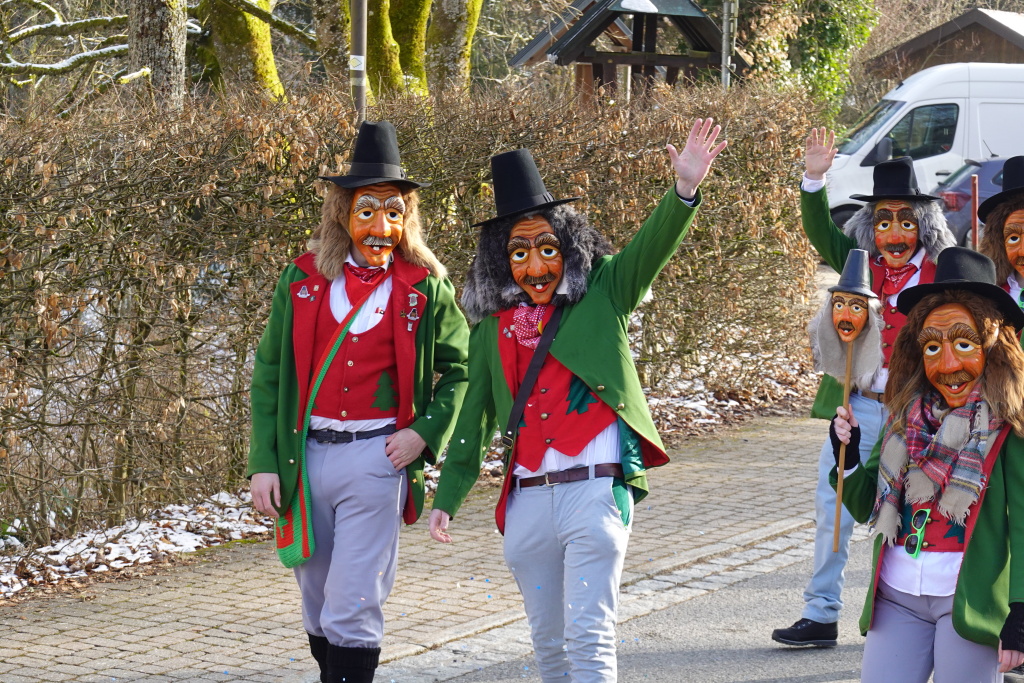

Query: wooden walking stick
[[833, 342, 854, 552], [810, 249, 882, 552]]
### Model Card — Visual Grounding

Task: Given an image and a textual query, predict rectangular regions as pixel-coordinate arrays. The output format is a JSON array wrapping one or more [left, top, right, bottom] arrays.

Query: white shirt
[[511, 421, 620, 477], [880, 543, 963, 597], [308, 252, 397, 433]]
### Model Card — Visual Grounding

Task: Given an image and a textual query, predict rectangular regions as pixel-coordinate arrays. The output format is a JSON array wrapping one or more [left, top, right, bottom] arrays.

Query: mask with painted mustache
[[362, 235, 394, 248], [522, 273, 557, 286]]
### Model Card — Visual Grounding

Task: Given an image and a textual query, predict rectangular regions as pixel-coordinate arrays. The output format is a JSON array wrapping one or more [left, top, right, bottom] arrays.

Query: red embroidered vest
[[310, 283, 399, 421], [870, 257, 937, 368], [896, 501, 968, 554], [499, 308, 617, 472]]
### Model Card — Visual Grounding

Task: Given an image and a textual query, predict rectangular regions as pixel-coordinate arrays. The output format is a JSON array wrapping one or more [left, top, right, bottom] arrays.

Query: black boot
[[771, 618, 838, 647], [308, 633, 329, 682], [325, 643, 381, 683]]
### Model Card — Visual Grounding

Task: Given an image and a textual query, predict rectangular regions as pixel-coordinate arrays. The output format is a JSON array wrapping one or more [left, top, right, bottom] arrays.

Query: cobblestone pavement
[[0, 415, 830, 682]]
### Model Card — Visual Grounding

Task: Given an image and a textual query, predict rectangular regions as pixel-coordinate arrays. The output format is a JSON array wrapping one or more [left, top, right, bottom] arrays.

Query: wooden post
[[833, 341, 854, 552], [350, 0, 367, 123], [972, 173, 980, 249]]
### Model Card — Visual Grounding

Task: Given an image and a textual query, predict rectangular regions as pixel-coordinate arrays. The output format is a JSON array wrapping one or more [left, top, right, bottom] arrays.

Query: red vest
[[498, 307, 618, 472], [895, 429, 1004, 554], [870, 257, 937, 368], [310, 282, 399, 421]]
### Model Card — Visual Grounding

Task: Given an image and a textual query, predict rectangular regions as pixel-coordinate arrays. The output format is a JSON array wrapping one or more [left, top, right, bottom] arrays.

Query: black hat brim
[[849, 193, 941, 203], [897, 280, 1024, 331], [472, 197, 581, 228], [977, 187, 1024, 223], [827, 283, 877, 299], [319, 175, 427, 190]]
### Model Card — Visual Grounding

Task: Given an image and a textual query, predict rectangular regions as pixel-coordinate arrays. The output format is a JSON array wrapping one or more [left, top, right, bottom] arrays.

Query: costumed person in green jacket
[[773, 128, 957, 648], [247, 121, 469, 683], [830, 247, 1024, 681], [978, 156, 1024, 307], [428, 118, 726, 683]]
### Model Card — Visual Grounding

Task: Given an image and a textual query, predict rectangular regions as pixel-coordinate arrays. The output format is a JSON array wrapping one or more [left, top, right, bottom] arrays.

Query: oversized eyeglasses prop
[[812, 249, 882, 552]]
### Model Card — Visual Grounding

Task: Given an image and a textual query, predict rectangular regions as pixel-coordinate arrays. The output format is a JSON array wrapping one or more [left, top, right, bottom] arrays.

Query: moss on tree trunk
[[209, 0, 285, 100], [367, 0, 404, 94], [426, 0, 482, 92], [390, 0, 431, 95]]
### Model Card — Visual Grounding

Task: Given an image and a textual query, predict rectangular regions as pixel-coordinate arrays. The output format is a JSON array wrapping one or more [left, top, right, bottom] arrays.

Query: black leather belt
[[516, 463, 624, 488], [307, 425, 397, 444]]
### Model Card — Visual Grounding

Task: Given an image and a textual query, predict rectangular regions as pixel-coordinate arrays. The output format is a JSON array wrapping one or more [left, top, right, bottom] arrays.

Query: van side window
[[887, 104, 959, 160]]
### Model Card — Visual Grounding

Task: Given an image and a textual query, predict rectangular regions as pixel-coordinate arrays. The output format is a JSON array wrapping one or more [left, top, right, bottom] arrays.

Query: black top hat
[[320, 120, 426, 190], [828, 249, 877, 299], [850, 157, 940, 203], [897, 246, 1024, 330], [977, 156, 1024, 223], [473, 149, 580, 227]]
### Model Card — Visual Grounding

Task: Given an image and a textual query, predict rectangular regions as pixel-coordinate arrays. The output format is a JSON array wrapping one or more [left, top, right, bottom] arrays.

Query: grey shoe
[[771, 618, 839, 647]]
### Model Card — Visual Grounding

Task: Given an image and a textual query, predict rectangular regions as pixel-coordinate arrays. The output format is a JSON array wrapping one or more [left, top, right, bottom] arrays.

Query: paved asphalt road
[[440, 537, 872, 683]]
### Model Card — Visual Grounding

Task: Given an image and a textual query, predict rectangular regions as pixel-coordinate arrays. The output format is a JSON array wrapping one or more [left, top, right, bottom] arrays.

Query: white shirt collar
[[345, 250, 392, 272]]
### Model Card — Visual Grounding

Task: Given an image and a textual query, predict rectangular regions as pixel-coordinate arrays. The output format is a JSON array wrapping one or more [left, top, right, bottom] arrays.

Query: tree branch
[[218, 0, 318, 51], [0, 43, 128, 75], [6, 15, 128, 46]]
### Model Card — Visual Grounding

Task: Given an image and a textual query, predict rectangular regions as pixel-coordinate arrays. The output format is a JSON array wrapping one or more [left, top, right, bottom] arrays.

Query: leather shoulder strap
[[501, 306, 564, 449]]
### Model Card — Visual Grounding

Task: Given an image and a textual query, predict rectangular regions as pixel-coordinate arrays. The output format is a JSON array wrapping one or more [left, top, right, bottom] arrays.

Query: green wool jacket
[[432, 189, 700, 525], [801, 186, 865, 419], [833, 429, 1024, 646], [247, 251, 469, 523]]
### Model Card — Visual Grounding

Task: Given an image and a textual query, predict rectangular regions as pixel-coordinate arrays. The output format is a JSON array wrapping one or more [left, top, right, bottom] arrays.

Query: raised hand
[[666, 117, 728, 199], [806, 127, 838, 181]]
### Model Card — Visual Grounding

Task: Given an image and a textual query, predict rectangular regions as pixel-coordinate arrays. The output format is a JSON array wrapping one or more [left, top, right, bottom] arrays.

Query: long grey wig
[[841, 198, 956, 264], [461, 204, 613, 324]]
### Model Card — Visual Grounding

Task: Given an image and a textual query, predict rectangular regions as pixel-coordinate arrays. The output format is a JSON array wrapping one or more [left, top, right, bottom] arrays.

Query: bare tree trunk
[[128, 0, 187, 110], [209, 0, 286, 100], [390, 0, 431, 94], [367, 0, 404, 94], [311, 0, 351, 81], [425, 0, 482, 92]]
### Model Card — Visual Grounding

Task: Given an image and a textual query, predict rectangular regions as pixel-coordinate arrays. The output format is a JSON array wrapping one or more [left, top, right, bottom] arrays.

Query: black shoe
[[771, 618, 838, 647]]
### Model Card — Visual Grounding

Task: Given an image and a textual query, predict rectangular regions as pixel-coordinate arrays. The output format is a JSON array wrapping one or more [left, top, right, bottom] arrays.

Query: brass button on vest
[[341, 410, 348, 417], [347, 360, 354, 367], [540, 413, 549, 420]]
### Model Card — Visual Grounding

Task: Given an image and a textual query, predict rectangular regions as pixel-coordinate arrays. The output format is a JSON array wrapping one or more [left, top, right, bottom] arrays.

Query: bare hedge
[[0, 84, 819, 546]]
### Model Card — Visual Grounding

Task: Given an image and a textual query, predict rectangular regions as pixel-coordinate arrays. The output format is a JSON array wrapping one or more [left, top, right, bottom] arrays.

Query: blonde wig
[[885, 290, 1024, 435], [309, 183, 446, 280]]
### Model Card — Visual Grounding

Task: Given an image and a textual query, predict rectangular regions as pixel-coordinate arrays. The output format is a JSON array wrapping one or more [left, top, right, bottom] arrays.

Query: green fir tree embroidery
[[372, 371, 398, 411], [943, 519, 966, 545], [566, 375, 599, 415]]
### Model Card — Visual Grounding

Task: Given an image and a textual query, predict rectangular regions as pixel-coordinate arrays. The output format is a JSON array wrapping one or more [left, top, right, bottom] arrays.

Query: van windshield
[[838, 99, 904, 155]]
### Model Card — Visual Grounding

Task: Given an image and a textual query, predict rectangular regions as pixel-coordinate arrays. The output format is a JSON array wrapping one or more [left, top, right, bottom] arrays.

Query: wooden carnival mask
[[919, 303, 985, 408], [349, 182, 406, 267], [1003, 209, 1024, 281], [874, 199, 919, 268], [831, 292, 871, 343], [508, 215, 563, 305]]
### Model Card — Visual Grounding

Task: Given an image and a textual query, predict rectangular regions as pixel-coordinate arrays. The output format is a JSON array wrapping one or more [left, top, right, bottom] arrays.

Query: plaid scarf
[[871, 385, 1002, 544], [512, 303, 547, 349]]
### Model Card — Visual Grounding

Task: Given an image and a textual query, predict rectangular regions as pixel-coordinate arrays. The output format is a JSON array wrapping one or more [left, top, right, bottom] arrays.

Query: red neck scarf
[[344, 263, 387, 302], [512, 303, 547, 349], [879, 258, 918, 298]]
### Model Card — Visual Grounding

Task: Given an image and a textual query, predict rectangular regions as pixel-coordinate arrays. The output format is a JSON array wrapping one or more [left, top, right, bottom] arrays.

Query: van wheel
[[831, 208, 857, 228]]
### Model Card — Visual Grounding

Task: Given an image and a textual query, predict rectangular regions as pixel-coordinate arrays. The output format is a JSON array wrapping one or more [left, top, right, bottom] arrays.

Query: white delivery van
[[826, 62, 1024, 225]]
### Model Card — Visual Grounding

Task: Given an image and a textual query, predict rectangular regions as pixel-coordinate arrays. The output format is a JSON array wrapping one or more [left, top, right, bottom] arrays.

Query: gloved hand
[[829, 406, 860, 471], [1001, 602, 1024, 653]]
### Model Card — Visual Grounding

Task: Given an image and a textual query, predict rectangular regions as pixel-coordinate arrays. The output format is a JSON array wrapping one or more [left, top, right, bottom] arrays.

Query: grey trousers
[[503, 475, 631, 683], [293, 435, 406, 648], [861, 581, 1002, 683]]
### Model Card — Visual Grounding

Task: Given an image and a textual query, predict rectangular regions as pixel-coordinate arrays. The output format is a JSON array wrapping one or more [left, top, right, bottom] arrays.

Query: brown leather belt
[[516, 463, 624, 488], [858, 389, 885, 403]]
